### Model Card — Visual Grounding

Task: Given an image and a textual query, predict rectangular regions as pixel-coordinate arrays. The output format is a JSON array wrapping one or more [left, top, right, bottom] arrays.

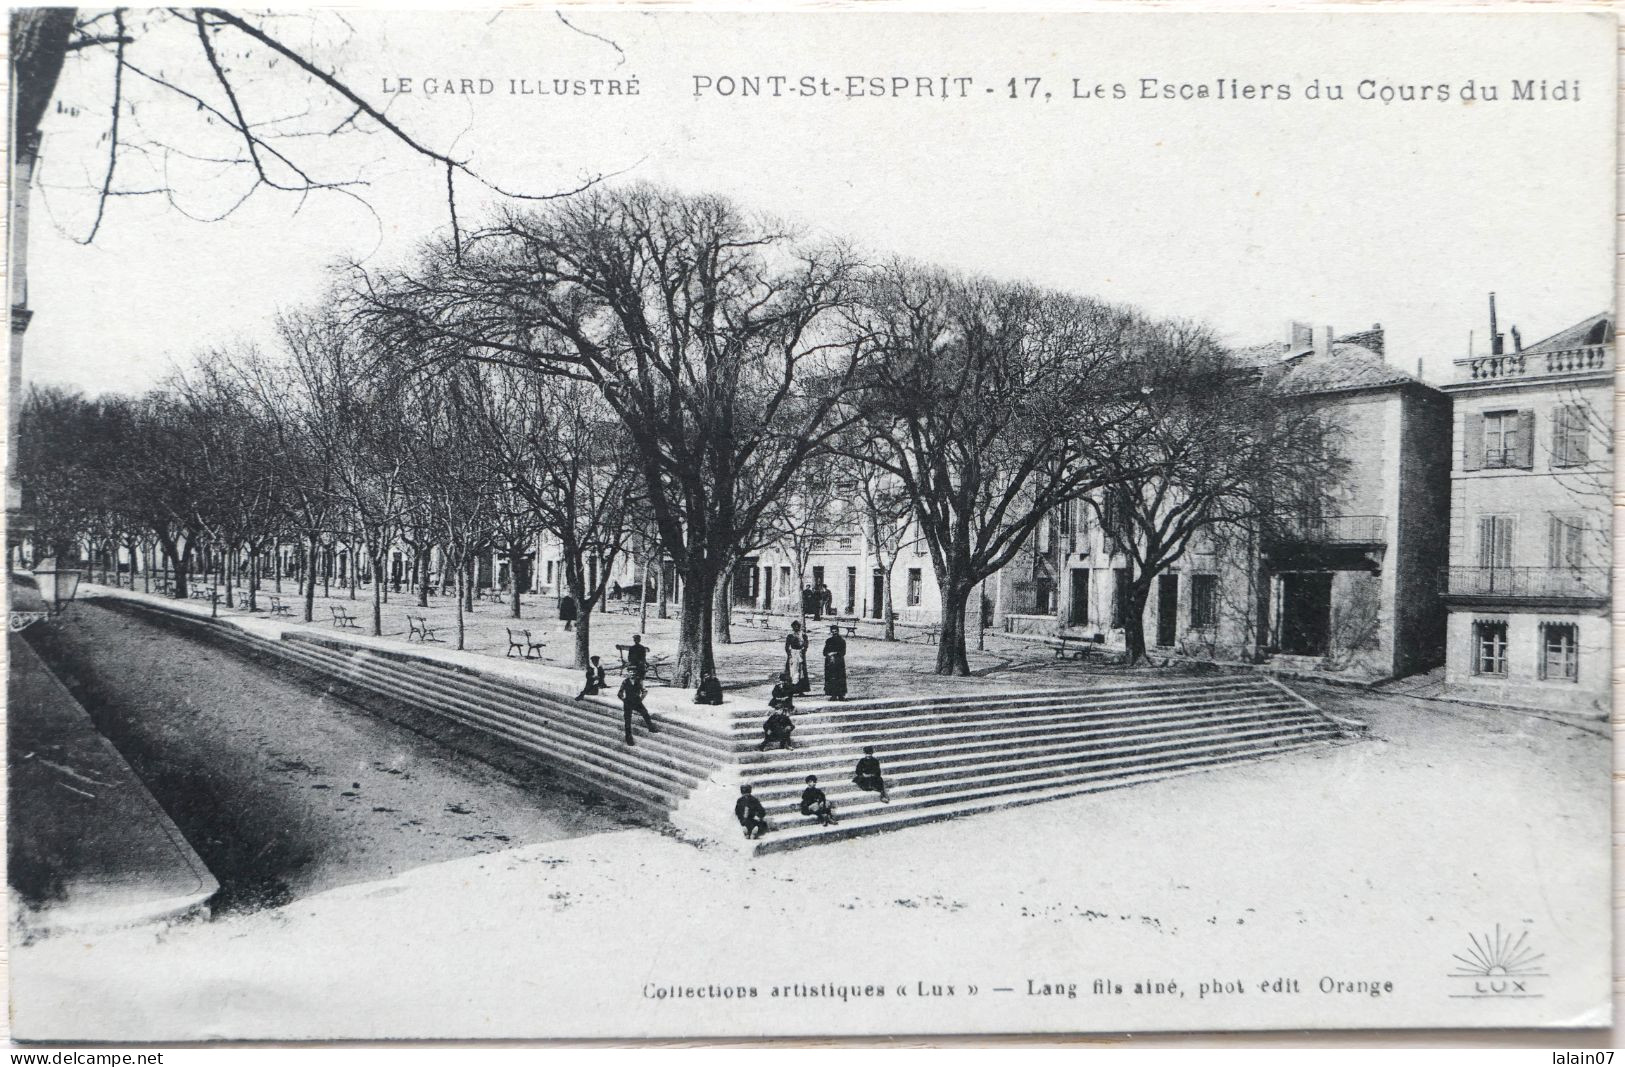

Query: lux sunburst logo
[[1447, 924, 1546, 998]]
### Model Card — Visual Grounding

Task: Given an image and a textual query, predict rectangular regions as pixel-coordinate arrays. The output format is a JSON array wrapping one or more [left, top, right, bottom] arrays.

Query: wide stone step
[[742, 719, 1339, 804], [736, 707, 1336, 782], [729, 696, 1316, 752], [728, 678, 1287, 727], [767, 677, 1272, 717], [751, 738, 1337, 853]]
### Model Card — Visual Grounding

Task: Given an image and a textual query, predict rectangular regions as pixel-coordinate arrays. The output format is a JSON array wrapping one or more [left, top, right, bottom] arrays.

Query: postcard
[[4, 6, 1614, 1041]]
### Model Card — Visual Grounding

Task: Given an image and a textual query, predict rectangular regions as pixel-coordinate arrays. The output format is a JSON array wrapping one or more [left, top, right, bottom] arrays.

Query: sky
[[21, 9, 1617, 397]]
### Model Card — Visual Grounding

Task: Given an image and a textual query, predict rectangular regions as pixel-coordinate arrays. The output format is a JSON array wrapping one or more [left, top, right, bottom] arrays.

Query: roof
[[1519, 311, 1613, 355], [1267, 342, 1422, 396]]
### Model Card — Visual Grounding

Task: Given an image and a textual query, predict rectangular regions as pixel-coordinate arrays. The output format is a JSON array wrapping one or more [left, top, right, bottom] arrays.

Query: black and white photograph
[[2, 6, 1615, 1042]]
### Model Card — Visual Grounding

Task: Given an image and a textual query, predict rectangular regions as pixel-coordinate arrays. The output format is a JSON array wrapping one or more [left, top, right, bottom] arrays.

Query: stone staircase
[[102, 598, 1362, 854], [724, 677, 1361, 854], [105, 599, 733, 813]]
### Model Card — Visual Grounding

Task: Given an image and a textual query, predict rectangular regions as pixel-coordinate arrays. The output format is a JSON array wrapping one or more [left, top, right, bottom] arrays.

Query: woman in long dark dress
[[823, 625, 848, 700], [784, 622, 811, 695]]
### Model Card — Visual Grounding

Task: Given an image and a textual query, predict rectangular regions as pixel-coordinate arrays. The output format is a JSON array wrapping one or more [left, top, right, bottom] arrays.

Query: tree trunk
[[882, 563, 898, 641], [248, 549, 259, 611], [509, 543, 524, 619], [418, 547, 430, 607], [304, 534, 319, 622], [935, 580, 973, 675], [371, 549, 384, 636], [673, 564, 715, 687], [454, 560, 466, 650], [224, 550, 235, 608], [1123, 575, 1153, 666], [713, 563, 733, 644], [569, 570, 592, 670], [655, 558, 668, 620]]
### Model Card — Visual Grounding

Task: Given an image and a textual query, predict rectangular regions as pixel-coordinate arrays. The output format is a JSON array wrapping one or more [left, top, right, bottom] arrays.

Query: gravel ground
[[8, 656, 1610, 1040], [21, 601, 641, 914]]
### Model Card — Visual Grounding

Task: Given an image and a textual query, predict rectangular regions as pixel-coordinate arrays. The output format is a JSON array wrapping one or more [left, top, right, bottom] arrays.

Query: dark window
[[1190, 574, 1218, 628], [906, 568, 922, 607], [1111, 568, 1130, 629], [1473, 620, 1508, 676]]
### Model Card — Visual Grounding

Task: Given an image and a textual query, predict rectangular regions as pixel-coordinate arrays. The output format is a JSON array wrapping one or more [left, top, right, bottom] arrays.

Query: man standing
[[626, 634, 649, 676], [618, 673, 657, 745], [823, 623, 848, 701], [559, 593, 578, 632]]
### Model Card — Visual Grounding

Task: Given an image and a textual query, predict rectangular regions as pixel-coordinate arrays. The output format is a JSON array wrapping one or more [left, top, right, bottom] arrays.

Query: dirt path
[[22, 602, 641, 913]]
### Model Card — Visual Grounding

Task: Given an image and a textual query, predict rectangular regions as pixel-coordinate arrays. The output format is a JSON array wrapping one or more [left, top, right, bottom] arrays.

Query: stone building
[[1439, 304, 1612, 712], [1035, 322, 1454, 682]]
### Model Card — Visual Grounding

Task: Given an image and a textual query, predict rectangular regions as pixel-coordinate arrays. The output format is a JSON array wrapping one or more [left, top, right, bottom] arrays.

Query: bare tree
[[848, 447, 915, 642], [854, 263, 1148, 675], [357, 184, 871, 685], [1083, 324, 1345, 665]]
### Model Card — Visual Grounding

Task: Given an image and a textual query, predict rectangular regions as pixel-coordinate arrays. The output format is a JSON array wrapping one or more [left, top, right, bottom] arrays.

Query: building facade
[[1439, 309, 1612, 712]]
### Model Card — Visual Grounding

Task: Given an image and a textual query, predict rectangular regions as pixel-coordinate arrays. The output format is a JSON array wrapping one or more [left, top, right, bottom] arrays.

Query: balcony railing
[[1453, 344, 1612, 382], [1270, 514, 1388, 545], [1445, 565, 1609, 601]]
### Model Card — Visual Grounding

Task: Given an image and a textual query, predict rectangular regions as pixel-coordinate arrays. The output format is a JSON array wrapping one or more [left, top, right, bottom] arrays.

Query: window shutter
[[1548, 515, 1562, 568], [1463, 412, 1484, 471], [1516, 410, 1536, 469], [1551, 407, 1566, 466], [1569, 407, 1590, 464], [1478, 516, 1495, 568]]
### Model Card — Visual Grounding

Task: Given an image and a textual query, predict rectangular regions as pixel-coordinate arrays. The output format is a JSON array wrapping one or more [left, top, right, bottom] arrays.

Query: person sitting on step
[[694, 669, 724, 706], [735, 784, 769, 839], [576, 655, 607, 700], [853, 746, 890, 803], [768, 673, 796, 715], [761, 707, 795, 750], [799, 775, 837, 826]]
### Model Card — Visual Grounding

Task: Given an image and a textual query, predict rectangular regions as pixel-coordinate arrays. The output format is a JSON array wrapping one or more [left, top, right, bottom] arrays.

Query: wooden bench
[[268, 596, 292, 618], [832, 616, 860, 638], [1043, 633, 1126, 664], [329, 605, 359, 629], [484, 589, 506, 605], [614, 643, 669, 684], [506, 627, 545, 659], [903, 624, 939, 645], [407, 614, 440, 643]]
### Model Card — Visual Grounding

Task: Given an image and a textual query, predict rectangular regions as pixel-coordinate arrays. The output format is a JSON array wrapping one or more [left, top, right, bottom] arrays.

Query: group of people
[[782, 620, 849, 701], [734, 747, 891, 839], [800, 583, 835, 619], [575, 634, 657, 745]]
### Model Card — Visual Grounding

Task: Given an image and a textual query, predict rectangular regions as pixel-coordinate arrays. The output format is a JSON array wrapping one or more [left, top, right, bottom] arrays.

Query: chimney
[[1288, 321, 1313, 352], [1511, 325, 1523, 352], [1313, 325, 1333, 359], [1489, 292, 1503, 356]]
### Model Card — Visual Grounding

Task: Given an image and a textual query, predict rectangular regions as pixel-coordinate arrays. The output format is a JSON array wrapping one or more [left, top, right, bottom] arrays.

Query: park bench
[[831, 616, 860, 638], [484, 588, 506, 605], [614, 643, 670, 684], [406, 614, 441, 643], [902, 623, 940, 645], [1042, 632, 1127, 665], [328, 605, 359, 629], [506, 627, 546, 659], [268, 595, 292, 618]]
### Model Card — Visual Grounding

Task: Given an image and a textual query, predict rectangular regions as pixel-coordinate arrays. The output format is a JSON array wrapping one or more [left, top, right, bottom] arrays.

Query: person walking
[[735, 785, 769, 839], [576, 655, 607, 699], [559, 593, 578, 632], [853, 746, 890, 803], [618, 673, 657, 745], [799, 775, 837, 826], [626, 634, 649, 676], [823, 623, 848, 701], [784, 621, 811, 695]]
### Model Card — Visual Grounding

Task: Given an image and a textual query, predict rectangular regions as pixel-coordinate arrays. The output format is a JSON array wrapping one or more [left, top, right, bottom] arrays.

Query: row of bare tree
[[20, 183, 1342, 679]]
